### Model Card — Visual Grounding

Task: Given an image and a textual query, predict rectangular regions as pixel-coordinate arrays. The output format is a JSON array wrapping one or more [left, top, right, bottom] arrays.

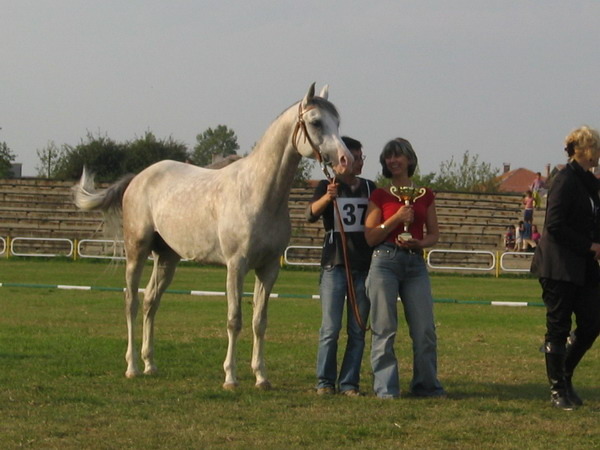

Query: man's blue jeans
[[366, 244, 445, 398], [316, 265, 370, 392]]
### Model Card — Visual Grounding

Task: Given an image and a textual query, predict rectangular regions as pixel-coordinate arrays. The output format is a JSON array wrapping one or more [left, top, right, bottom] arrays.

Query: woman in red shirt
[[364, 138, 445, 399]]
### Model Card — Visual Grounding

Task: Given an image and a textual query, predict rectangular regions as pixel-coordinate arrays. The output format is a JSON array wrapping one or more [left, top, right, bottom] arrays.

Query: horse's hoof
[[125, 370, 140, 379], [222, 382, 239, 391], [143, 367, 158, 376], [255, 380, 272, 391]]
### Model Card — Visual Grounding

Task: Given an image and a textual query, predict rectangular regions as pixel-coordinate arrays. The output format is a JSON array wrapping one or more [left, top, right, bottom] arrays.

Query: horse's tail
[[73, 167, 135, 240]]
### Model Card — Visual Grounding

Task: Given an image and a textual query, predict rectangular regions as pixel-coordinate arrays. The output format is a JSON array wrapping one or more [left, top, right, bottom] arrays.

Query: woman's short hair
[[565, 125, 600, 157], [379, 138, 418, 178]]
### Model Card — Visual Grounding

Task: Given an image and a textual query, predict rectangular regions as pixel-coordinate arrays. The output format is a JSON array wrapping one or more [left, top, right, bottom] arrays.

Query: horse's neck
[[241, 107, 301, 210]]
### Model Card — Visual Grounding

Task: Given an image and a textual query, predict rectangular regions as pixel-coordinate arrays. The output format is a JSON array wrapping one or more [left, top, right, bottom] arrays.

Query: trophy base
[[398, 232, 413, 241]]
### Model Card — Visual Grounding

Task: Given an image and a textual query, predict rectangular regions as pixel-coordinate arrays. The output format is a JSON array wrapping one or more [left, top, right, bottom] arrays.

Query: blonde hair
[[565, 125, 600, 157]]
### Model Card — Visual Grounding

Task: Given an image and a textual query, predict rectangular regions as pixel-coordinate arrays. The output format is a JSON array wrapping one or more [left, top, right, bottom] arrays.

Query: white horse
[[73, 83, 352, 389]]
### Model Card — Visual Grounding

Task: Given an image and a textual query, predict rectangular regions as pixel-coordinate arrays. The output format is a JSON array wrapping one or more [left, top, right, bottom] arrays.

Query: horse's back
[[122, 159, 290, 267]]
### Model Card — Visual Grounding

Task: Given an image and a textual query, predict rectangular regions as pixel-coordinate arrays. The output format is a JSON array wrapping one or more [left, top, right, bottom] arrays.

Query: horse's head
[[292, 83, 353, 176]]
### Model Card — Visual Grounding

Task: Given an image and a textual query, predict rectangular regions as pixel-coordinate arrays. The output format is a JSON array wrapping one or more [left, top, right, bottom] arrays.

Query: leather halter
[[291, 102, 333, 181]]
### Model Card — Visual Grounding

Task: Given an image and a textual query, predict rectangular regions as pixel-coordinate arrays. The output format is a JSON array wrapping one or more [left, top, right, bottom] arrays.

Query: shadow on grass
[[0, 352, 37, 360], [446, 380, 596, 404]]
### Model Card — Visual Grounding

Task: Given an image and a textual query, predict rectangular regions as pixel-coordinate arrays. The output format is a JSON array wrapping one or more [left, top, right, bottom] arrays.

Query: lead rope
[[292, 103, 368, 332], [331, 194, 369, 332]]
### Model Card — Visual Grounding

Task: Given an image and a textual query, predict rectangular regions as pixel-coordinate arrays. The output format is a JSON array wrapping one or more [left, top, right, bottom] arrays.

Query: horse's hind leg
[[251, 258, 280, 390], [124, 249, 149, 378], [141, 249, 180, 375]]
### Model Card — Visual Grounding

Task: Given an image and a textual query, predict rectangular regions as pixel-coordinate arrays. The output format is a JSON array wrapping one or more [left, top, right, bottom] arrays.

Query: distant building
[[497, 163, 552, 193]]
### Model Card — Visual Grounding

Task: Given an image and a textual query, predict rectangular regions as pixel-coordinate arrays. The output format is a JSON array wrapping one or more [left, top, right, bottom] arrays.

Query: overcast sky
[[2, 1, 599, 180]]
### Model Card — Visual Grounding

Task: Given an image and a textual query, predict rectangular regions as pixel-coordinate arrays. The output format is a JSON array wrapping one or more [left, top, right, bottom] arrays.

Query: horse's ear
[[302, 82, 316, 108], [318, 84, 329, 100]]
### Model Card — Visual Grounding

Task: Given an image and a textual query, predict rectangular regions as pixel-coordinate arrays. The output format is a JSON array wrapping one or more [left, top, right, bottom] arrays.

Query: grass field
[[1, 259, 599, 449]]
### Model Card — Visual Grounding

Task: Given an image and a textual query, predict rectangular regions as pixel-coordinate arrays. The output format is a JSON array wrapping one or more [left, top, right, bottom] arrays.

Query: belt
[[379, 242, 423, 256]]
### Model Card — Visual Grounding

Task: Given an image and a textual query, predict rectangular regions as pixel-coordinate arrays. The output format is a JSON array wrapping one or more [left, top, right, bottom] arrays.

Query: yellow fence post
[[496, 251, 500, 278]]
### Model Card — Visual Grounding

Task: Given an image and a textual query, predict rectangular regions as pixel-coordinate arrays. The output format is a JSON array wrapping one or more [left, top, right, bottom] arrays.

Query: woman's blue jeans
[[316, 265, 370, 392], [366, 244, 445, 398]]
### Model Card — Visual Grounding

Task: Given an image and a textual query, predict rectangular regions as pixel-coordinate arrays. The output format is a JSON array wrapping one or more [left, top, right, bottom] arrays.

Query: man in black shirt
[[306, 136, 375, 396]]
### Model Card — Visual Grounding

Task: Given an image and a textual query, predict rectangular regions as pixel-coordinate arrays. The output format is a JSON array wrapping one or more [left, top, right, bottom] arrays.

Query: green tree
[[53, 132, 126, 181], [0, 141, 16, 178], [293, 158, 316, 187], [372, 152, 498, 192], [431, 151, 500, 192], [191, 125, 239, 166], [36, 141, 64, 178], [124, 131, 189, 174], [374, 167, 435, 188]]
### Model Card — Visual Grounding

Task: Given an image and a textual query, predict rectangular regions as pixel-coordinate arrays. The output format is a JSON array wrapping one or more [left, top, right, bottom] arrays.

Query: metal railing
[[78, 239, 125, 260], [283, 244, 533, 276], [10, 237, 74, 258], [0, 236, 534, 276], [427, 249, 496, 272]]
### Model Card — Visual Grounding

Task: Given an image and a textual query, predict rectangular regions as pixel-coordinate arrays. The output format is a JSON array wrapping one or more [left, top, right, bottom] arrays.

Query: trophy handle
[[413, 187, 427, 202], [389, 185, 403, 203]]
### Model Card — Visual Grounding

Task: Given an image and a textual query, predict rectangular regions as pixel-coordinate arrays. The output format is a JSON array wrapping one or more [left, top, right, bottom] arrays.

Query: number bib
[[333, 197, 368, 233]]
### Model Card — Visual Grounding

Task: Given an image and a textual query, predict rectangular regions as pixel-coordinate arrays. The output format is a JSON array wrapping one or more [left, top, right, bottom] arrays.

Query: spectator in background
[[515, 221, 524, 251], [523, 190, 535, 222], [530, 172, 545, 209], [522, 219, 537, 251], [532, 224, 541, 245], [504, 225, 516, 251]]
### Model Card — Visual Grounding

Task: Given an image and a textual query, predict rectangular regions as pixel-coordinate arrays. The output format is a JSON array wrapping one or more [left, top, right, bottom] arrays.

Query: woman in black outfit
[[531, 125, 600, 410]]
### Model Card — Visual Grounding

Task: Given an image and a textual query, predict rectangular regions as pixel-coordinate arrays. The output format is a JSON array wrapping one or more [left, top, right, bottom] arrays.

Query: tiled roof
[[497, 168, 542, 193]]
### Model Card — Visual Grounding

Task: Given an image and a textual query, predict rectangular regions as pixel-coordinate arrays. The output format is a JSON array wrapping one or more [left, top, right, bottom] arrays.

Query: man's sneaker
[[316, 387, 335, 396], [341, 389, 361, 397]]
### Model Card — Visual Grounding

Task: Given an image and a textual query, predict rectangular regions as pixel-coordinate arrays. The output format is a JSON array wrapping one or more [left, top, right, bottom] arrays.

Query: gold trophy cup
[[389, 185, 427, 241]]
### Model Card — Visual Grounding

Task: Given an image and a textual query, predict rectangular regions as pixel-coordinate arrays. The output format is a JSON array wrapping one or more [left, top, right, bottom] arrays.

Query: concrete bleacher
[[0, 179, 104, 237], [0, 179, 104, 255], [435, 191, 525, 250], [0, 179, 531, 264]]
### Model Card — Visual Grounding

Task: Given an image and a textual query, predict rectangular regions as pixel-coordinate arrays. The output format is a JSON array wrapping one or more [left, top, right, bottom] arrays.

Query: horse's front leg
[[251, 259, 280, 390], [223, 261, 247, 390]]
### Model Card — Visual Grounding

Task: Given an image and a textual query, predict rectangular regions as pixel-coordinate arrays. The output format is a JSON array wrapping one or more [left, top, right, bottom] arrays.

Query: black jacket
[[531, 161, 600, 286]]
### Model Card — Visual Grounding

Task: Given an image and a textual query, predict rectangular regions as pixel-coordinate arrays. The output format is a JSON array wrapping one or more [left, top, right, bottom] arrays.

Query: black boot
[[564, 332, 589, 406], [564, 376, 582, 406], [543, 342, 576, 410]]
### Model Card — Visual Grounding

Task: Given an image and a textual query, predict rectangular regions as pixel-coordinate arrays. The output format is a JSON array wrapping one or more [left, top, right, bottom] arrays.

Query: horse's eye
[[310, 119, 322, 129]]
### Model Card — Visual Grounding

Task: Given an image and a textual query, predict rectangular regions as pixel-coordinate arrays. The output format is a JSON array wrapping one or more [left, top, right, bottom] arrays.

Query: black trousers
[[540, 278, 600, 349]]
